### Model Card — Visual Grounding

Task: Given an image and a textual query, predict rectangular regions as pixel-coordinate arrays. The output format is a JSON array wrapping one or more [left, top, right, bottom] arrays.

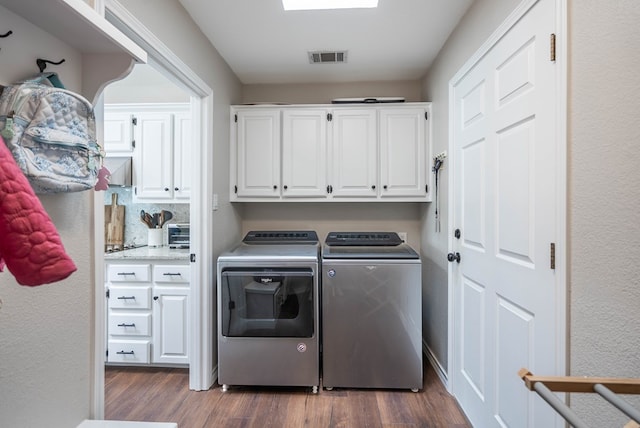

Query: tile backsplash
[[103, 187, 190, 247]]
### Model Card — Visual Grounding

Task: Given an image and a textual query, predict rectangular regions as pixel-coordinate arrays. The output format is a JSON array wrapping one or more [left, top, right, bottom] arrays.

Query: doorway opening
[[92, 2, 216, 420]]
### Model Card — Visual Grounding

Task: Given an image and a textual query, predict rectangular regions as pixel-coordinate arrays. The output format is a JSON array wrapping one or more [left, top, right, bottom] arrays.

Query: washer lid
[[324, 231, 403, 246], [322, 244, 419, 260], [243, 230, 319, 244]]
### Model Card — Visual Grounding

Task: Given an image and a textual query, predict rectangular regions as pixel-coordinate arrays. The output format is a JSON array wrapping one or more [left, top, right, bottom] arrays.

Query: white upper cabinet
[[104, 104, 190, 203], [104, 106, 135, 155], [173, 110, 192, 201], [329, 109, 378, 198], [282, 109, 328, 198], [134, 110, 174, 201], [234, 109, 281, 198], [379, 107, 430, 198], [231, 103, 432, 202]]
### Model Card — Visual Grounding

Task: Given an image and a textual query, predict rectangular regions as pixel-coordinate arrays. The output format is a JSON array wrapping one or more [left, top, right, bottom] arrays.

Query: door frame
[[92, 0, 215, 419], [446, 0, 567, 400]]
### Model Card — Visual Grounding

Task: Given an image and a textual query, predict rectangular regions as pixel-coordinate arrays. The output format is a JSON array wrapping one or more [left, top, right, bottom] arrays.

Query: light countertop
[[104, 246, 190, 261]]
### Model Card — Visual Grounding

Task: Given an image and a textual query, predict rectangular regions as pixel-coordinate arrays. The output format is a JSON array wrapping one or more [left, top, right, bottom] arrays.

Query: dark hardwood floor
[[105, 361, 471, 427]]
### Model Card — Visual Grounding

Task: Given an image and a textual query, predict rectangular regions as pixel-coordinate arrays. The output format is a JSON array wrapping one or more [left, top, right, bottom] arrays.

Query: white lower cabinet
[[106, 261, 189, 366]]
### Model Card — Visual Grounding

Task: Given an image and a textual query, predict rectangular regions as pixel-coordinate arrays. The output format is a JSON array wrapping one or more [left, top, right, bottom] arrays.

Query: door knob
[[447, 252, 461, 263]]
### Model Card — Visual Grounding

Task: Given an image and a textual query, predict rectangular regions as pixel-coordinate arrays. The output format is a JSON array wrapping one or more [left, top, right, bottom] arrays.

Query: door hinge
[[190, 253, 196, 263], [425, 111, 428, 120], [327, 113, 333, 122], [234, 185, 238, 194], [132, 116, 137, 126], [106, 350, 109, 358], [550, 243, 556, 269], [106, 289, 110, 299], [234, 114, 238, 123], [550, 33, 556, 62], [425, 184, 428, 193]]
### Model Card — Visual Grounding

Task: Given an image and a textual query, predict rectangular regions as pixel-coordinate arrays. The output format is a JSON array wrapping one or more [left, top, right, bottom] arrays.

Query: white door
[[153, 288, 189, 365], [329, 108, 377, 198], [173, 110, 192, 200], [282, 109, 327, 198], [133, 111, 173, 200], [236, 109, 281, 198], [451, 0, 564, 427], [379, 107, 427, 198]]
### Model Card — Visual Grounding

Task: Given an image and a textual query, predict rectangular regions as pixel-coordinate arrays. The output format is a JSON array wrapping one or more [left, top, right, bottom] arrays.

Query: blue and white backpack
[[0, 74, 103, 193]]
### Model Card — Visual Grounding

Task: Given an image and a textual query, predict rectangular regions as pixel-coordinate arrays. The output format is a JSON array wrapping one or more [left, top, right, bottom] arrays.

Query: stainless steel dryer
[[217, 231, 320, 393], [322, 232, 422, 391]]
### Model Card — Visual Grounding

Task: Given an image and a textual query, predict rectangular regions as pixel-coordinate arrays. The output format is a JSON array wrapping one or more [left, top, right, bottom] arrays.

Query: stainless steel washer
[[217, 231, 320, 393], [322, 232, 422, 391]]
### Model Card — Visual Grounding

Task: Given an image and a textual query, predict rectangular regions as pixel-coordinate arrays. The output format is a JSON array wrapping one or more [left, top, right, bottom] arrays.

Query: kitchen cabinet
[[230, 103, 432, 202], [103, 105, 135, 155], [152, 264, 190, 365], [104, 103, 191, 203], [106, 260, 190, 366]]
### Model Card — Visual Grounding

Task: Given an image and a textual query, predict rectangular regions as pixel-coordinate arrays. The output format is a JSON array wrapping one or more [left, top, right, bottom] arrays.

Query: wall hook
[[0, 30, 12, 38], [36, 58, 66, 73]]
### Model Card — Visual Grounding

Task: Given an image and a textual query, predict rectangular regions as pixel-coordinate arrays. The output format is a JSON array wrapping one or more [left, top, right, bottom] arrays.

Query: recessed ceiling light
[[283, 0, 378, 11]]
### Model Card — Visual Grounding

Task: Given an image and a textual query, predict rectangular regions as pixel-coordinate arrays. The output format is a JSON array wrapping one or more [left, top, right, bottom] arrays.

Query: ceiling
[[177, 0, 474, 85]]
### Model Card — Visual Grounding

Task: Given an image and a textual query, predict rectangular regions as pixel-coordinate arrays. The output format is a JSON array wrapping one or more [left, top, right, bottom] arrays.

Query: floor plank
[[105, 361, 471, 427]]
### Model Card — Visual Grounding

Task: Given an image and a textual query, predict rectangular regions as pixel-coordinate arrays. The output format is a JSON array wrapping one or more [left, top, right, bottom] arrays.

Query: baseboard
[[423, 340, 449, 391]]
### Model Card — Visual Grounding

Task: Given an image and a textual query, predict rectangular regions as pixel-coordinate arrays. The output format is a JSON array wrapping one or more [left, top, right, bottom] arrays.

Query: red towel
[[0, 135, 77, 286]]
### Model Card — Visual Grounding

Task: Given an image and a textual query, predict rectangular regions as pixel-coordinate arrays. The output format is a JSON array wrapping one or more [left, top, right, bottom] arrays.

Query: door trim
[[92, 0, 215, 419], [446, 0, 567, 402]]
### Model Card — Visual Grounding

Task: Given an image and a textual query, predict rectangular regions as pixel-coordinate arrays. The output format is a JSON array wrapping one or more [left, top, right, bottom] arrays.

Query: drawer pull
[[163, 272, 182, 276], [116, 272, 136, 276], [117, 296, 136, 300], [117, 323, 136, 328], [116, 350, 135, 355]]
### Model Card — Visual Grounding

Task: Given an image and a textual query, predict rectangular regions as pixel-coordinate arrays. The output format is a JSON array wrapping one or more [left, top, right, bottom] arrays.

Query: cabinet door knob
[[174, 187, 179, 191], [283, 185, 288, 190], [371, 185, 376, 190], [383, 185, 388, 190], [164, 187, 169, 192], [273, 185, 277, 190], [153, 296, 159, 301]]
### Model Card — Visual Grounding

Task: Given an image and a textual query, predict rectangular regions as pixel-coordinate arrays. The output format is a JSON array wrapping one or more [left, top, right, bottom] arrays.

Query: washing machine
[[321, 231, 422, 391], [217, 231, 320, 393]]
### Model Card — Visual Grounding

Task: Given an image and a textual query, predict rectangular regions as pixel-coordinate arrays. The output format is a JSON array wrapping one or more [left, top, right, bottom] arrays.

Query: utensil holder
[[148, 228, 163, 247]]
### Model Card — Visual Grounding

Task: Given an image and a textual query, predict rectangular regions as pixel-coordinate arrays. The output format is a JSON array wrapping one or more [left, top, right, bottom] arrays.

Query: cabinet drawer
[[107, 264, 151, 282], [108, 340, 150, 364], [154, 265, 190, 284], [109, 313, 151, 336], [108, 286, 152, 309]]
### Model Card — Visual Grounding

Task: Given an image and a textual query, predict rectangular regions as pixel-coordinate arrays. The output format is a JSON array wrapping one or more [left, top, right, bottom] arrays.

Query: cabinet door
[[173, 111, 191, 201], [236, 109, 281, 198], [282, 109, 327, 198], [152, 287, 189, 365], [103, 110, 134, 154], [330, 109, 378, 198], [379, 107, 428, 198], [133, 112, 174, 201]]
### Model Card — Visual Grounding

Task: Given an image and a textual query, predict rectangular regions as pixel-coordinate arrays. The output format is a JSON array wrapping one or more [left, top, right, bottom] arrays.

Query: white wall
[[569, 0, 640, 424], [419, 0, 521, 374], [104, 63, 190, 104], [243, 80, 422, 104], [0, 7, 94, 428]]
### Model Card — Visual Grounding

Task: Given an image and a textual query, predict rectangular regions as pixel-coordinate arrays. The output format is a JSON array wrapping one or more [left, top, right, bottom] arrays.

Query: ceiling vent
[[308, 51, 347, 64]]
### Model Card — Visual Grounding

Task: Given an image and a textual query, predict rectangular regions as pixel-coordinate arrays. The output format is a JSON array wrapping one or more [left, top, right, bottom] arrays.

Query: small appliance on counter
[[167, 223, 190, 249]]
